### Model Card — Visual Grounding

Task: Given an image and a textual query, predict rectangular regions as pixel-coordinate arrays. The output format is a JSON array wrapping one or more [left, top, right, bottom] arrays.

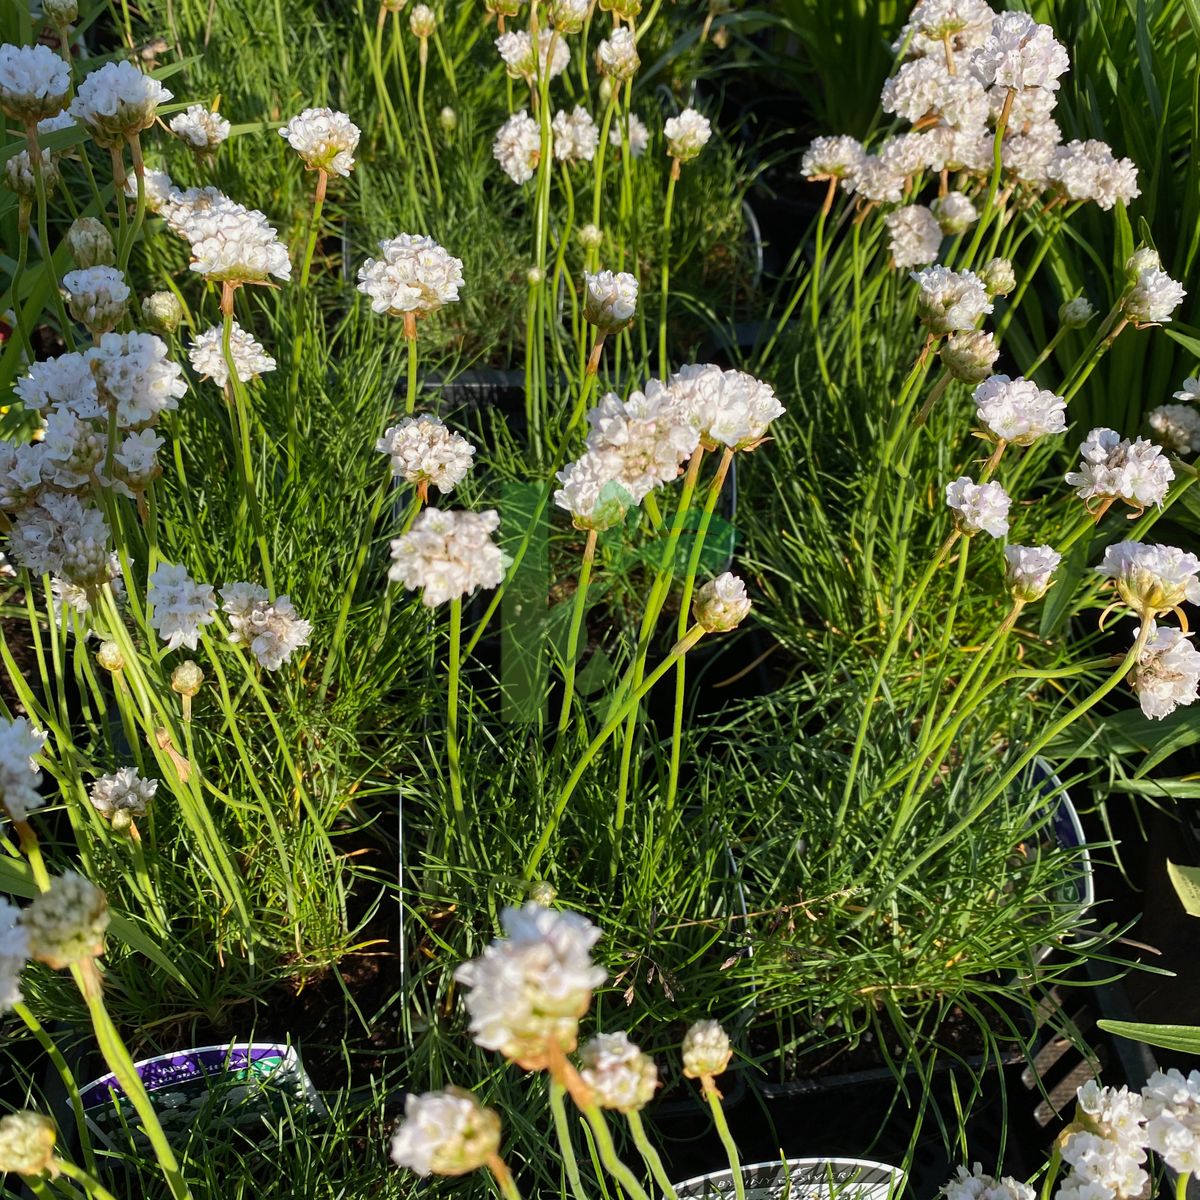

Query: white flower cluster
[[911, 266, 993, 333], [279, 107, 360, 176], [390, 1089, 501, 1178], [178, 192, 292, 285], [579, 1032, 658, 1112], [1046, 139, 1139, 210], [1143, 1068, 1200, 1173], [887, 206, 943, 270], [596, 28, 639, 80], [1131, 625, 1200, 720], [942, 329, 999, 384], [1147, 403, 1200, 455], [375, 415, 475, 496], [220, 583, 312, 671], [454, 902, 606, 1067], [0, 43, 69, 123], [62, 265, 130, 338], [148, 562, 216, 651], [1095, 541, 1200, 615], [493, 109, 541, 183], [1003, 544, 1060, 603], [669, 363, 784, 450], [801, 134, 866, 182], [945, 475, 1010, 538], [0, 717, 48, 824], [681, 1019, 733, 1078], [70, 60, 171, 147], [17, 870, 109, 970], [1065, 427, 1174, 512], [941, 1163, 1034, 1200], [664, 108, 711, 162], [552, 106, 599, 164], [610, 112, 649, 158], [0, 899, 29, 1012], [358, 234, 464, 319], [389, 509, 506, 607], [169, 103, 231, 153], [88, 767, 156, 822], [583, 270, 639, 333], [693, 572, 752, 633], [1123, 263, 1187, 326], [972, 375, 1065, 445], [188, 322, 277, 387], [496, 29, 568, 80]]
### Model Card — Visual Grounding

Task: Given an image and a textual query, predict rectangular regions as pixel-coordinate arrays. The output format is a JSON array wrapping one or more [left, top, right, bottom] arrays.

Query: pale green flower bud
[[1059, 297, 1096, 328], [65, 217, 115, 268], [171, 660, 204, 698], [528, 880, 556, 906], [692, 572, 751, 634], [526, 266, 545, 286], [1126, 247, 1161, 278], [141, 290, 183, 335], [43, 0, 79, 21], [941, 330, 999, 385], [439, 106, 457, 133], [96, 640, 124, 672], [0, 1111, 56, 1177], [578, 223, 603, 250], [979, 256, 1016, 297], [681, 1019, 732, 1078], [409, 3, 436, 36]]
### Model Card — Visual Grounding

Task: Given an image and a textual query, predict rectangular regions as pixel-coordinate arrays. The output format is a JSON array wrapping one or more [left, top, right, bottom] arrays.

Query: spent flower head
[[65, 218, 115, 269], [942, 330, 998, 384], [1060, 297, 1096, 328], [0, 899, 29, 1013], [88, 766, 156, 826]]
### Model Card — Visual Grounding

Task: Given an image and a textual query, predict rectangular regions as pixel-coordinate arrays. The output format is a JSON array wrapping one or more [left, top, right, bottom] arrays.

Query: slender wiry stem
[[405, 313, 420, 413], [961, 87, 1013, 268], [416, 37, 443, 203], [486, 1153, 523, 1200], [446, 597, 468, 845], [556, 527, 598, 739], [658, 158, 680, 376], [549, 1082, 590, 1200], [627, 1111, 677, 1200], [703, 1080, 745, 1200], [26, 122, 74, 348], [298, 168, 329, 289], [55, 1159, 122, 1200], [9, 200, 34, 360], [118, 133, 146, 273], [580, 1105, 652, 1200]]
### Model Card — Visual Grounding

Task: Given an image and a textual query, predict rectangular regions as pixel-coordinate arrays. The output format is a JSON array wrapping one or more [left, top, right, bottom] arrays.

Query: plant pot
[[671, 1157, 905, 1200]]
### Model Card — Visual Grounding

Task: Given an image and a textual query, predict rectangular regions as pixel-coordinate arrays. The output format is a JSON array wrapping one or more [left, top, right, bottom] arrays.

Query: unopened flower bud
[[526, 266, 544, 286], [941, 330, 999, 385], [598, 77, 615, 106], [20, 871, 108, 969], [43, 0, 79, 21], [1004, 544, 1061, 603], [390, 1088, 502, 1177], [171, 660, 204, 698], [528, 880, 556, 906], [66, 217, 114, 268], [693, 572, 751, 633], [682, 1019, 732, 1078], [1126, 247, 1161, 278], [583, 269, 637, 333], [0, 1111, 57, 1177], [578, 223, 603, 250], [382, 0, 407, 10], [409, 3, 436, 36], [1060, 297, 1096, 328], [439, 106, 457, 132], [550, 0, 587, 32], [712, 25, 730, 48], [96, 640, 124, 672], [141, 290, 183, 334], [487, 0, 523, 14], [3, 148, 58, 200], [979, 256, 1015, 297], [596, 28, 639, 80]]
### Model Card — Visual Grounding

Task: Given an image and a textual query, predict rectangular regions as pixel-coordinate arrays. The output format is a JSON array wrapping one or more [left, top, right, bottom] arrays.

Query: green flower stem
[[1024, 325, 1068, 379], [9, 201, 34, 360], [221, 289, 274, 593], [658, 158, 680, 377], [298, 168, 329, 289], [590, 91, 620, 265], [703, 1082, 745, 1200], [13, 1002, 97, 1177], [995, 203, 1081, 340], [446, 597, 468, 846], [1039, 1148, 1062, 1200], [416, 37, 443, 204], [73, 961, 192, 1200], [961, 87, 1012, 269], [809, 176, 838, 391], [626, 1110, 677, 1200], [837, 530, 961, 826], [404, 315, 421, 412], [128, 829, 170, 934], [556, 527, 599, 739], [1176, 1172, 1191, 1200], [665, 447, 735, 813], [1061, 320, 1128, 406], [26, 122, 74, 349], [109, 147, 128, 280], [850, 214, 865, 387], [525, 625, 705, 879], [118, 133, 146, 274], [858, 622, 1155, 927], [549, 1082, 590, 1200], [369, 5, 408, 155], [932, 535, 970, 673], [54, 1159, 121, 1200], [580, 1105, 652, 1200]]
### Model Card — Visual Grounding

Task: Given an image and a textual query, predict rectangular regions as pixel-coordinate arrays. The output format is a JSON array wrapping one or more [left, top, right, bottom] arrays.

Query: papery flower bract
[[220, 583, 312, 671], [1147, 403, 1200, 455], [554, 450, 633, 531], [357, 234, 464, 318], [493, 109, 541, 183], [20, 870, 108, 969], [1047, 139, 1139, 210], [802, 134, 865, 181], [583, 270, 638, 334], [89, 766, 156, 824], [1003, 545, 1061, 603], [1173, 376, 1200, 403], [453, 902, 605, 1068], [969, 12, 1070, 92], [931, 192, 977, 235], [1142, 1069, 1200, 1172], [972, 375, 1066, 445], [550, 0, 589, 33], [0, 43, 70, 122], [1065, 428, 1174, 511], [609, 112, 649, 158], [682, 1019, 732, 1078], [376, 414, 475, 496], [668, 362, 784, 450], [188, 322, 277, 386], [693, 572, 751, 633], [69, 60, 171, 147], [0, 717, 47, 824], [552, 106, 599, 164], [941, 330, 998, 385], [86, 331, 187, 427], [584, 381, 697, 502], [945, 476, 1010, 538], [169, 103, 231, 153], [1124, 267, 1186, 326], [579, 1033, 658, 1112], [390, 1089, 501, 1177], [1095, 542, 1200, 616], [596, 27, 639, 79], [664, 108, 711, 162], [389, 509, 506, 607], [0, 899, 29, 1013], [62, 265, 129, 337], [940, 1164, 1034, 1200], [886, 206, 943, 270], [911, 265, 992, 333], [148, 562, 216, 651], [0, 1112, 56, 1177], [279, 107, 360, 176]]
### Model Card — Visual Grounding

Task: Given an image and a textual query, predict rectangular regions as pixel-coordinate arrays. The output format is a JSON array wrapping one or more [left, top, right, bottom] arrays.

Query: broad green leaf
[[1098, 1019, 1200, 1055], [1167, 859, 1200, 917]]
